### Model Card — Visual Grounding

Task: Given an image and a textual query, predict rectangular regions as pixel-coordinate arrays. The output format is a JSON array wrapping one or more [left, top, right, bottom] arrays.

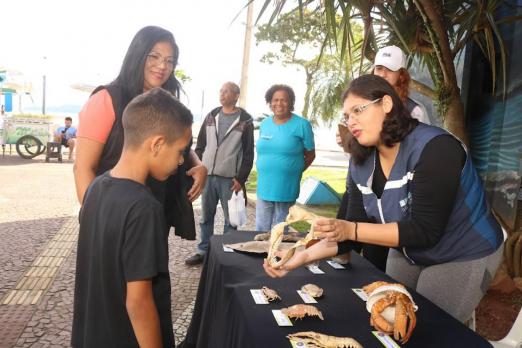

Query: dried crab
[[363, 281, 393, 295], [261, 286, 281, 302], [281, 304, 324, 321], [267, 206, 322, 268], [364, 281, 417, 344], [301, 283, 324, 298], [287, 331, 363, 348]]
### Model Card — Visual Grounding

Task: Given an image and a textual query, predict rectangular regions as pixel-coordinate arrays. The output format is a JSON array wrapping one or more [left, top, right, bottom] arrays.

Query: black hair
[[65, 116, 72, 122], [112, 26, 181, 99], [342, 74, 418, 164], [223, 81, 240, 94], [264, 84, 295, 112], [122, 87, 193, 148]]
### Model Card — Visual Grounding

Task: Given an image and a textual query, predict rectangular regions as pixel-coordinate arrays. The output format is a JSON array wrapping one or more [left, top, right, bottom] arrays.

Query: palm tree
[[254, 0, 522, 144]]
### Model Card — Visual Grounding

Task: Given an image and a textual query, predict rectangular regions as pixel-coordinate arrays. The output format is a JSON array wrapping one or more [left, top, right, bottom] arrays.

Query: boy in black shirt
[[72, 88, 193, 348]]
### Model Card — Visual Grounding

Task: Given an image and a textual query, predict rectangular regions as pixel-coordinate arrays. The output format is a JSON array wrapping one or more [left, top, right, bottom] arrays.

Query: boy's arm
[[126, 279, 163, 348]]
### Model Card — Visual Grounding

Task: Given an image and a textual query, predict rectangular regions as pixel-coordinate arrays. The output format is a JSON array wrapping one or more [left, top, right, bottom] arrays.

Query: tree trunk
[[415, 0, 469, 145], [410, 79, 436, 100], [302, 70, 313, 119], [444, 89, 468, 144]]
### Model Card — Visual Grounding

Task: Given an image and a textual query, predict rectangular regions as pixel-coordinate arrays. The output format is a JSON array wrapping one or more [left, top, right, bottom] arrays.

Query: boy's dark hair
[[65, 116, 73, 122], [112, 26, 181, 99], [264, 84, 295, 112], [122, 88, 193, 148], [342, 74, 418, 164]]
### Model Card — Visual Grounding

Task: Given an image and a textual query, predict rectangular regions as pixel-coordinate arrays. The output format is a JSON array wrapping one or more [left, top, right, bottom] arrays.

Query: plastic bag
[[228, 191, 247, 228]]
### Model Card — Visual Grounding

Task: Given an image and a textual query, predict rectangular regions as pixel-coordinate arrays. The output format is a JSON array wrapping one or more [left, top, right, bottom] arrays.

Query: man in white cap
[[373, 45, 430, 124]]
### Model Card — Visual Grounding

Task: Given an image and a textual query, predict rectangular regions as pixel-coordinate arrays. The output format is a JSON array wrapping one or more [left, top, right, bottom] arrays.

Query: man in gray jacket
[[185, 82, 254, 265]]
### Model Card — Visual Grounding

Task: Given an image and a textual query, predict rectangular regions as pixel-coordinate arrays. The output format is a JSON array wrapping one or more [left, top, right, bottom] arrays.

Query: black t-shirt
[[72, 172, 174, 348]]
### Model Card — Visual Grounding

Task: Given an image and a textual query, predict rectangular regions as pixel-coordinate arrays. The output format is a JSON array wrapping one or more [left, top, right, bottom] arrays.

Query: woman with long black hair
[[74, 26, 207, 239]]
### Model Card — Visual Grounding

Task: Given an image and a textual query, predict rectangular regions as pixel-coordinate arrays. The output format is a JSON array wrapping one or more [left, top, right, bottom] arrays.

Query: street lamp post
[[42, 56, 47, 115], [239, 1, 253, 108]]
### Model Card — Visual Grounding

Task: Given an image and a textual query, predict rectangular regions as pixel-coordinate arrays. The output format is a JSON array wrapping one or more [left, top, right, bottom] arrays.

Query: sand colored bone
[[301, 283, 324, 298], [287, 331, 363, 348], [225, 241, 294, 254], [267, 206, 324, 268]]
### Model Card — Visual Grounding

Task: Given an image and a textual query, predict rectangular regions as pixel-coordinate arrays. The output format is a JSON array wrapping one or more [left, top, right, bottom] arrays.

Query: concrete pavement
[[0, 154, 257, 347]]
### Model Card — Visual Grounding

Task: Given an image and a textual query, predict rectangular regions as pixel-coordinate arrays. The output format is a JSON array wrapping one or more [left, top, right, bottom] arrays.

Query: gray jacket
[[195, 107, 254, 185]]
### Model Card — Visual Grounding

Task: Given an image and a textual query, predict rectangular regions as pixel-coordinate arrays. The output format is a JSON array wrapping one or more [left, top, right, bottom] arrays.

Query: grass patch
[[246, 168, 347, 196]]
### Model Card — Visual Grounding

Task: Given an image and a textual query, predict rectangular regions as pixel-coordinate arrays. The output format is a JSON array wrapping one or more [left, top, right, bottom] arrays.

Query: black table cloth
[[181, 231, 492, 348]]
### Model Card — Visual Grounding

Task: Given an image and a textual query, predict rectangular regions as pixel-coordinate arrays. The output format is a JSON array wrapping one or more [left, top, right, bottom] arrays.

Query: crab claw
[[393, 295, 407, 342]]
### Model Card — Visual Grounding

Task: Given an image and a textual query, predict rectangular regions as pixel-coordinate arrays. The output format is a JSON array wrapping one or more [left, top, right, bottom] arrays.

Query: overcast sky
[[0, 0, 307, 118]]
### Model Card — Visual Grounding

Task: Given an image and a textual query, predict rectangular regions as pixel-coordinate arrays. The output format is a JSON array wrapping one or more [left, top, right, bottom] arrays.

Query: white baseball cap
[[374, 45, 406, 72]]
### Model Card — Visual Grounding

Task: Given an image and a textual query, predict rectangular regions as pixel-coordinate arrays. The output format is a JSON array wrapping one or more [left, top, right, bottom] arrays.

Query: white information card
[[327, 260, 346, 269], [272, 310, 293, 326], [222, 245, 234, 253], [250, 289, 269, 304], [297, 290, 318, 304], [306, 264, 325, 274], [372, 331, 401, 348], [351, 288, 368, 301]]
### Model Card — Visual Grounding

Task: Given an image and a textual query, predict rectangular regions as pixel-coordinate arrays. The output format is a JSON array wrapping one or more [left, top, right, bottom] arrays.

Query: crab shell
[[261, 286, 281, 302], [281, 304, 324, 320], [301, 283, 324, 298]]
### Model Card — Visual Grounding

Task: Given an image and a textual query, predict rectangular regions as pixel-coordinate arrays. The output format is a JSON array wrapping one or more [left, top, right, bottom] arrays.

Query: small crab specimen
[[301, 283, 324, 298], [281, 304, 324, 321], [261, 286, 281, 302]]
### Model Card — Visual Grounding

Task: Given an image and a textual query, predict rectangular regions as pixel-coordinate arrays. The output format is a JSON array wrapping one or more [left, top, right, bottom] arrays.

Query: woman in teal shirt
[[256, 84, 315, 231]]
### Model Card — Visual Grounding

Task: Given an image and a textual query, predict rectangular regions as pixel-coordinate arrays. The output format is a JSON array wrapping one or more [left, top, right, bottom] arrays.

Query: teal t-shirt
[[256, 114, 315, 202]]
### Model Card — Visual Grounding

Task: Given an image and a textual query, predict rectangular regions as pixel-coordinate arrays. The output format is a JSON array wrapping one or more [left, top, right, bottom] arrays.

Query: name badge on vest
[[399, 192, 412, 217]]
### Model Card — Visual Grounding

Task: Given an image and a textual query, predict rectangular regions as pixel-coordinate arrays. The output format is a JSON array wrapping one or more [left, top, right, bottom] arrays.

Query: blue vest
[[349, 124, 503, 266]]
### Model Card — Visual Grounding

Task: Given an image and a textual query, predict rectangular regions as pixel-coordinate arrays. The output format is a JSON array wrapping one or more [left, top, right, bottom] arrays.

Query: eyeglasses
[[147, 52, 175, 68], [343, 98, 382, 122]]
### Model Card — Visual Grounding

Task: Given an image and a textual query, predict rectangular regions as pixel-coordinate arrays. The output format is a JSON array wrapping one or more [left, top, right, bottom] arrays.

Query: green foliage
[[309, 23, 364, 125], [256, 9, 327, 65], [175, 68, 191, 83], [256, 8, 363, 124], [11, 114, 54, 121], [254, 0, 522, 135]]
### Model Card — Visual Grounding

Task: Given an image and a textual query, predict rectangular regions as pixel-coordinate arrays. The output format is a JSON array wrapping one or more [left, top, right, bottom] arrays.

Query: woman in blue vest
[[264, 74, 504, 323], [336, 46, 432, 271]]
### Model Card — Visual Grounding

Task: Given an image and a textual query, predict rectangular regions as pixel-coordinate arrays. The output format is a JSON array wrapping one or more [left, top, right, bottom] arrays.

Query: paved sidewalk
[[0, 154, 256, 347]]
